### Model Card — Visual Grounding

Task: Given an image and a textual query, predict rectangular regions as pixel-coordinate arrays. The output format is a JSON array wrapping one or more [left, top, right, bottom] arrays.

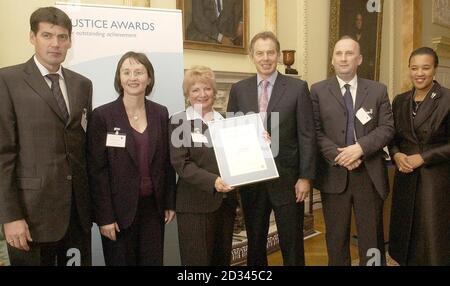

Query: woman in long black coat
[[389, 47, 450, 266]]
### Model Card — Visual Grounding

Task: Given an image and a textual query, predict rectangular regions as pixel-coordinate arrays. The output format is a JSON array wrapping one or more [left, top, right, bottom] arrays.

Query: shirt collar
[[34, 55, 64, 79], [336, 75, 357, 90], [257, 71, 278, 87], [185, 106, 224, 123]]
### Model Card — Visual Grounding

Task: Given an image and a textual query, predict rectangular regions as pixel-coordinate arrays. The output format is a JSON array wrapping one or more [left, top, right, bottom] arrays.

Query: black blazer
[[227, 72, 316, 206], [87, 98, 175, 229], [310, 77, 394, 199], [0, 57, 92, 242]]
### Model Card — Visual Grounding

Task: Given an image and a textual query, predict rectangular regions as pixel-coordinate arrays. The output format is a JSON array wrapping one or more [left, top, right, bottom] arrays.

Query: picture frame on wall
[[328, 0, 384, 81], [432, 0, 450, 28], [176, 0, 249, 54]]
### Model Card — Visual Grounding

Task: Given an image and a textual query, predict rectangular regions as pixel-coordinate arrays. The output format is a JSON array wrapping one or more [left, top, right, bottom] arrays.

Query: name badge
[[356, 108, 373, 125], [81, 108, 88, 133], [106, 128, 126, 148], [191, 133, 209, 144]]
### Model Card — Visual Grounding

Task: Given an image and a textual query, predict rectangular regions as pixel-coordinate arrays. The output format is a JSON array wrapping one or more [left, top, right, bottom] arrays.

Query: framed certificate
[[208, 113, 279, 187]]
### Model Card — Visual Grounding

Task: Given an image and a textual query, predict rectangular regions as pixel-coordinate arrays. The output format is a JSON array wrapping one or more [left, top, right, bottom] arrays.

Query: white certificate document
[[208, 113, 279, 187], [220, 124, 268, 176]]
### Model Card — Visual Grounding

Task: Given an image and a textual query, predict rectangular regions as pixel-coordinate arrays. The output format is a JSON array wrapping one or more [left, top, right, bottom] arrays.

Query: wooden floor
[[268, 209, 359, 266]]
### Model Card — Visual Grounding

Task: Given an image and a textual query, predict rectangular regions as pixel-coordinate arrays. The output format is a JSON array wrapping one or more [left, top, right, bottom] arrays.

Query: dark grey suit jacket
[[310, 77, 394, 199], [0, 57, 93, 242], [227, 72, 316, 206]]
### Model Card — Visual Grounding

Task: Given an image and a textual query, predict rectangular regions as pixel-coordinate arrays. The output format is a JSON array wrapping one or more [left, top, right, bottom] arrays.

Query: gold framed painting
[[328, 0, 384, 81], [176, 0, 249, 54]]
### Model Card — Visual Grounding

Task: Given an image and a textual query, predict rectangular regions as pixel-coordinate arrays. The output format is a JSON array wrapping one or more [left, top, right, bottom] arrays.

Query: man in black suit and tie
[[0, 7, 93, 266], [310, 36, 394, 266], [227, 31, 316, 266], [187, 0, 243, 46]]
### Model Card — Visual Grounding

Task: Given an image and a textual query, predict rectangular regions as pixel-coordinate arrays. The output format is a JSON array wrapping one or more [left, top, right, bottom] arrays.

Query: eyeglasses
[[120, 69, 146, 77]]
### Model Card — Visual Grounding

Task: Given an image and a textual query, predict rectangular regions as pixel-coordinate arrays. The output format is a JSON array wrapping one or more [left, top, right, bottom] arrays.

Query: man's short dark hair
[[249, 31, 281, 56], [409, 47, 439, 68], [114, 51, 155, 97], [30, 7, 72, 36]]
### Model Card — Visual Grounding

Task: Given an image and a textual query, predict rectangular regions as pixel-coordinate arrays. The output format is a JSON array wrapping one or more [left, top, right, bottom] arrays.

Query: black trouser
[[240, 185, 305, 266], [101, 195, 164, 266]]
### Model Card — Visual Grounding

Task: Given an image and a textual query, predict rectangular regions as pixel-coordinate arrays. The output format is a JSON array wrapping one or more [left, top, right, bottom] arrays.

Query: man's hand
[[4, 219, 32, 251], [165, 210, 176, 224], [295, 179, 311, 203], [262, 130, 271, 144], [393, 153, 414, 173], [407, 154, 424, 170], [100, 222, 120, 241], [335, 143, 364, 168], [346, 159, 363, 171]]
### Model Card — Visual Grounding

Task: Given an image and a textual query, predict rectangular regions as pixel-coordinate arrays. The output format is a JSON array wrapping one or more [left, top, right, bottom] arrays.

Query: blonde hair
[[183, 66, 217, 100]]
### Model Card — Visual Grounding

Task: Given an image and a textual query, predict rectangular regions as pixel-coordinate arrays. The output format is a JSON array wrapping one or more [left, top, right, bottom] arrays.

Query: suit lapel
[[116, 98, 138, 167], [327, 77, 346, 110], [23, 58, 67, 123], [400, 90, 419, 142], [355, 78, 369, 112], [267, 72, 287, 116], [145, 101, 158, 166], [413, 82, 442, 129], [63, 68, 78, 126], [244, 76, 259, 113]]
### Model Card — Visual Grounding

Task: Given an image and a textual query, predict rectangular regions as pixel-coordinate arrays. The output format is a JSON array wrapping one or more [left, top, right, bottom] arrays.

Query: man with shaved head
[[310, 36, 394, 266]]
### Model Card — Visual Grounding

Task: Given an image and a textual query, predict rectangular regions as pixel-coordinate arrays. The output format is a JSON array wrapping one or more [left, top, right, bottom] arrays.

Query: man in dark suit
[[0, 7, 93, 266], [310, 36, 394, 266], [187, 0, 243, 46], [227, 31, 316, 266]]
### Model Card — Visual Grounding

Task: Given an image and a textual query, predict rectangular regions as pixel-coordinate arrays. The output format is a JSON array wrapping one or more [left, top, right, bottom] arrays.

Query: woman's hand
[[100, 222, 120, 241], [214, 177, 234, 193]]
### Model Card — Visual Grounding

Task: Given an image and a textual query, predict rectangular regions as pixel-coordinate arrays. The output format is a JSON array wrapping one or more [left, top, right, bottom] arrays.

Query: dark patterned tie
[[46, 74, 69, 122], [343, 84, 355, 146]]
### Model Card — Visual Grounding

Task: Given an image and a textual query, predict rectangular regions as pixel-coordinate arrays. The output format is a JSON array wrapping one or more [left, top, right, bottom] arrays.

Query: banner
[[56, 2, 184, 265]]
